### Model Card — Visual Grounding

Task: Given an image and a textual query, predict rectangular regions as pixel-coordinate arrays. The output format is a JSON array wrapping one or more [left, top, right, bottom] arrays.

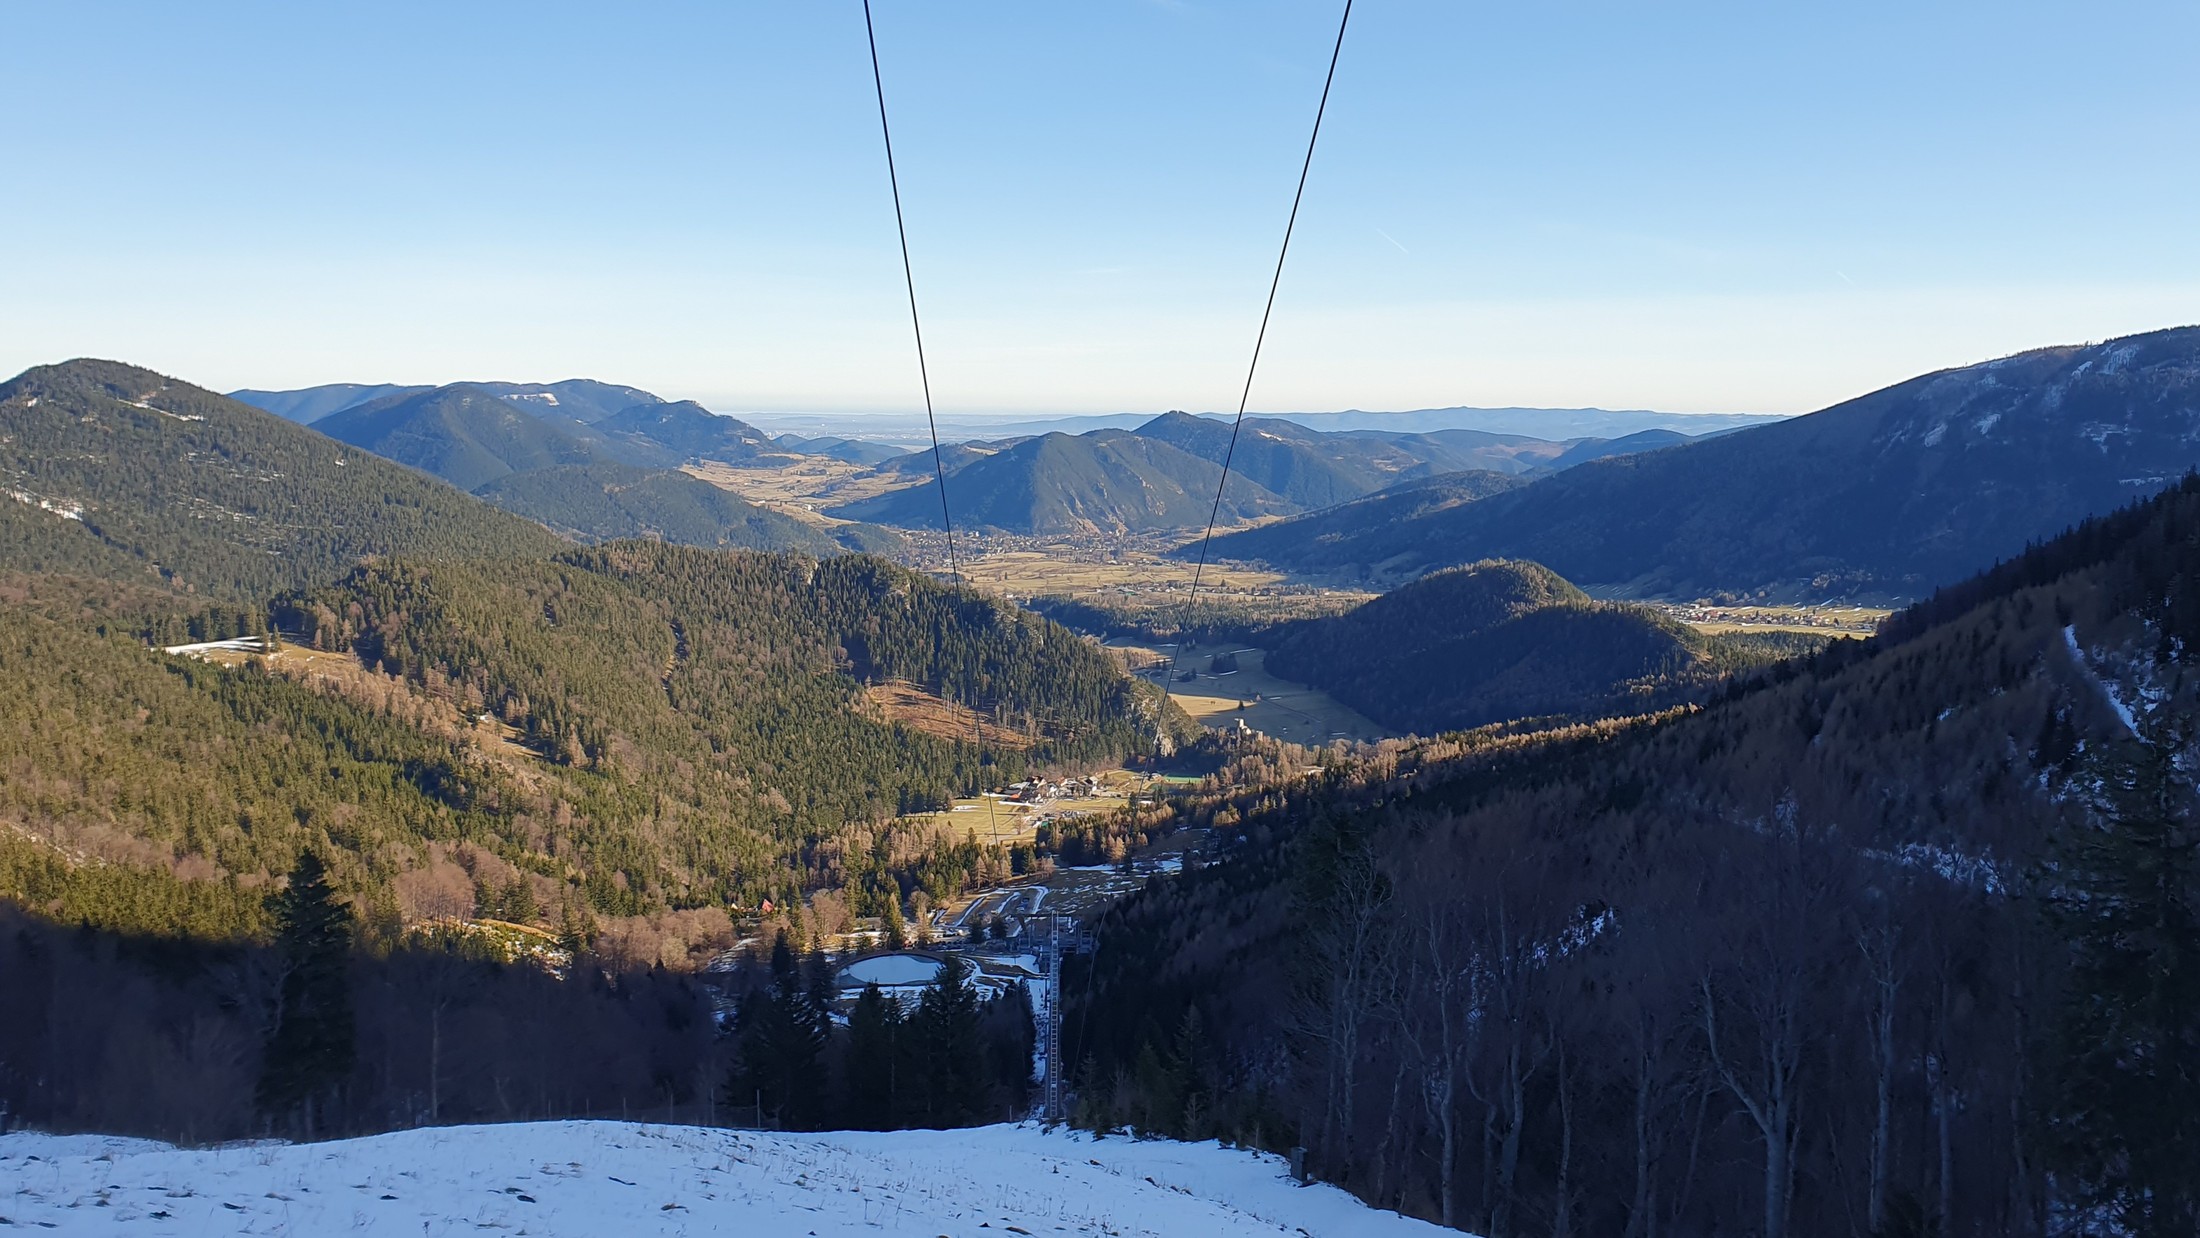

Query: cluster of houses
[[1003, 775, 1105, 805]]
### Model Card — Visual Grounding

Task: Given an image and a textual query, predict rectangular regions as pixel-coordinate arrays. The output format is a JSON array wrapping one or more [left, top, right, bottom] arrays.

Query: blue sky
[[4, 2, 2196, 416]]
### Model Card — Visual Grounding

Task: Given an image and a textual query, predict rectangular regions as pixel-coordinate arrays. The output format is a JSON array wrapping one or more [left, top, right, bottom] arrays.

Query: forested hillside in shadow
[[1068, 477, 2200, 1235]]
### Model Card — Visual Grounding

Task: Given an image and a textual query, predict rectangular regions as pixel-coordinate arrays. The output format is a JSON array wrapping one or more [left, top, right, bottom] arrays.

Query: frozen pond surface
[[839, 952, 945, 987]]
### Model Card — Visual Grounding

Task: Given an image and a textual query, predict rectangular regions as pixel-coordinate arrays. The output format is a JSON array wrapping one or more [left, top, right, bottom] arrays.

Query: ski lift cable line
[[863, 0, 1001, 854], [861, 0, 960, 588], [1160, 0, 1356, 730]]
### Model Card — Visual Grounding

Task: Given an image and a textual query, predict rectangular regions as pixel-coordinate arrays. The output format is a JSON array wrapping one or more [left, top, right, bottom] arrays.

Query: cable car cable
[[863, 0, 962, 587], [862, 0, 1006, 867], [1158, 0, 1355, 740]]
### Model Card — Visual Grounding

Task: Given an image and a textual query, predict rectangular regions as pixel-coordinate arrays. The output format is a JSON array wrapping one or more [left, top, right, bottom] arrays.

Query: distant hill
[[316, 384, 612, 491], [1210, 327, 2200, 598], [1263, 560, 1772, 733], [772, 434, 908, 466], [231, 378, 664, 426], [596, 400, 776, 463], [228, 383, 430, 424], [461, 380, 664, 423], [1543, 427, 1692, 470], [1339, 426, 1574, 475], [1132, 412, 1426, 509], [1186, 470, 1524, 575], [1269, 406, 1785, 438], [871, 442, 1000, 476], [831, 430, 1291, 533], [471, 462, 846, 554], [0, 359, 566, 600]]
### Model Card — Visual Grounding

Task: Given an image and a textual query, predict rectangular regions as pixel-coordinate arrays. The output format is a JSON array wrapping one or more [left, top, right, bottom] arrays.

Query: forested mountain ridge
[[0, 359, 568, 600], [1261, 559, 1785, 733], [1071, 476, 2200, 1234], [595, 399, 778, 462], [309, 382, 880, 554], [315, 384, 630, 490], [1132, 411, 1428, 509], [232, 378, 666, 426], [470, 461, 849, 555], [830, 430, 1293, 533], [1206, 325, 2200, 597], [1, 540, 1162, 943]]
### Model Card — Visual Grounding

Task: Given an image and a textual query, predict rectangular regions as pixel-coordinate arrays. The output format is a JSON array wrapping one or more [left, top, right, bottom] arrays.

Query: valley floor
[[0, 1120, 1449, 1237]]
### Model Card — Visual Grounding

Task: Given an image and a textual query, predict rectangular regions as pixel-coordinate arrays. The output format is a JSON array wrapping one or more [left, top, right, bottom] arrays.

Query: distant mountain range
[[828, 413, 1696, 535], [1263, 406, 1783, 438], [1202, 326, 2200, 599], [831, 430, 1295, 533], [237, 379, 896, 554], [739, 405, 1784, 446], [235, 379, 660, 426]]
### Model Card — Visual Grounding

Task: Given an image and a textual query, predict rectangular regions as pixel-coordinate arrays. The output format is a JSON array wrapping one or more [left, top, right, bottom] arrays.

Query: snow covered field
[[0, 1120, 1450, 1236]]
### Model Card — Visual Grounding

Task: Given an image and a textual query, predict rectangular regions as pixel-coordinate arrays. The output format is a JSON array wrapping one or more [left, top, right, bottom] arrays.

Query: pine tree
[[845, 982, 902, 1129], [255, 851, 356, 1135], [2044, 728, 2200, 1234]]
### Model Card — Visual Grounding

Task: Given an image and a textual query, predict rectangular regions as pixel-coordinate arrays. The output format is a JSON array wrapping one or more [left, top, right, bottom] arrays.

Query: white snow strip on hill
[[2063, 624, 2139, 734], [0, 1120, 1454, 1237]]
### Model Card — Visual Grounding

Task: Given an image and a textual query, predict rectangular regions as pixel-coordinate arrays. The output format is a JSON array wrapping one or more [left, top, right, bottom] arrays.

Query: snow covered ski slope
[[1, 1120, 1452, 1236]]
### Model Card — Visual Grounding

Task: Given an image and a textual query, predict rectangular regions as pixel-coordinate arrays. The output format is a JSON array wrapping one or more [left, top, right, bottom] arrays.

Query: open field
[[683, 457, 914, 527], [950, 540, 1291, 596], [1111, 638, 1393, 744], [894, 768, 1151, 851]]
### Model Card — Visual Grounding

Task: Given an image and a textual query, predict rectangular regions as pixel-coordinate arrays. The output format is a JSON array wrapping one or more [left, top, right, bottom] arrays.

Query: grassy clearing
[[1111, 638, 1393, 744]]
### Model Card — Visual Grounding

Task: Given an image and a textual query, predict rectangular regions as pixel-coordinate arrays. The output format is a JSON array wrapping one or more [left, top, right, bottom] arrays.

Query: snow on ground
[[0, 1121, 1451, 1237]]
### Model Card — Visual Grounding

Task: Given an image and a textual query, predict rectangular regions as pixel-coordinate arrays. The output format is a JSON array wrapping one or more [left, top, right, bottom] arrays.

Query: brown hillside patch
[[862, 681, 1039, 750], [200, 638, 549, 781]]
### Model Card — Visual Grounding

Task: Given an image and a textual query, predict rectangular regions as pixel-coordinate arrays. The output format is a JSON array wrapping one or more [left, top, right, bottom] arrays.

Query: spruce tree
[[845, 982, 902, 1129], [913, 955, 983, 1127], [255, 851, 356, 1135], [731, 932, 828, 1129], [2044, 729, 2200, 1234], [885, 894, 909, 950]]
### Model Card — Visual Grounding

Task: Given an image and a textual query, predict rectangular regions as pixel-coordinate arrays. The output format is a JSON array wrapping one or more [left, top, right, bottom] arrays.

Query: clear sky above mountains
[[4, 1, 2195, 416]]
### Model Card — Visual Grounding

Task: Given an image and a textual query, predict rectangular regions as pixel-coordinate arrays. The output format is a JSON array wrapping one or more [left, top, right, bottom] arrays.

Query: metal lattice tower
[[1039, 914, 1094, 1123]]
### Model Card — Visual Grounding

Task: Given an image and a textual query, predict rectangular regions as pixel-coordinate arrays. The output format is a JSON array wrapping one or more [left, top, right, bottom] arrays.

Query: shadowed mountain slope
[[1204, 326, 2200, 597]]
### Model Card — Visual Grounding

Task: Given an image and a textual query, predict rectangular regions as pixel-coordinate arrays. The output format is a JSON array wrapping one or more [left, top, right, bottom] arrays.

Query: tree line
[[1066, 480, 2200, 1236], [1, 853, 1036, 1144]]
